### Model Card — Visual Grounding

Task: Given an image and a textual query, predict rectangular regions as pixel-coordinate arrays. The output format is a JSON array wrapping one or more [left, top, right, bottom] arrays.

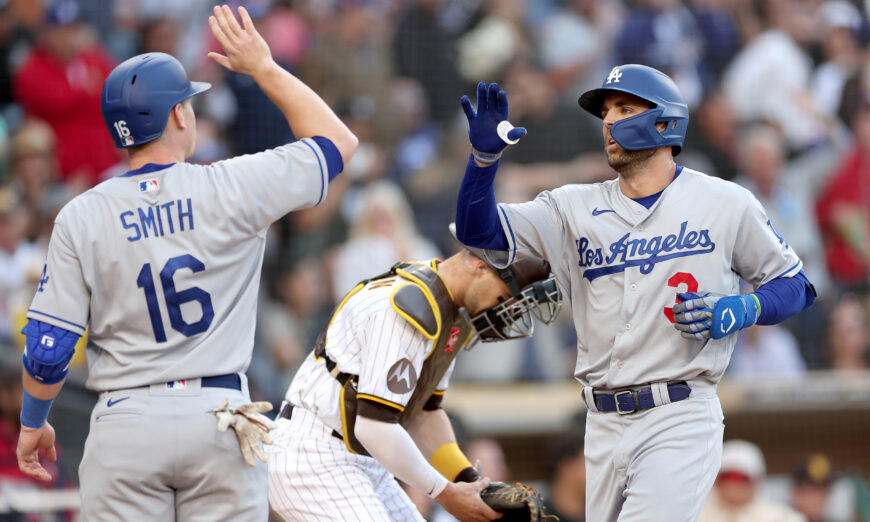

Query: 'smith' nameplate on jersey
[[119, 198, 195, 242]]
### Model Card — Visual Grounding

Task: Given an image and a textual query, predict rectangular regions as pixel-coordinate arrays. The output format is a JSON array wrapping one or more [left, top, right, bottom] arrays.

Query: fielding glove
[[460, 82, 527, 164], [673, 292, 760, 341], [480, 481, 559, 521]]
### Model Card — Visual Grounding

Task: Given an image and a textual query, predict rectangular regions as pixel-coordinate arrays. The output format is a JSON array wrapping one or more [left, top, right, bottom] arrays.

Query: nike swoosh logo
[[107, 397, 130, 407], [592, 208, 615, 216]]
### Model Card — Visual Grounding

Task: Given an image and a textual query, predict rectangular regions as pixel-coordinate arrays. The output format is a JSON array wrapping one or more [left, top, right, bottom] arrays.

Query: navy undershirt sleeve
[[455, 155, 508, 250], [754, 270, 816, 325], [311, 136, 344, 181]]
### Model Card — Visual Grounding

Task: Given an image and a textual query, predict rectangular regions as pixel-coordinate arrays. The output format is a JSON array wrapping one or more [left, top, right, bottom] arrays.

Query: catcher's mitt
[[480, 481, 559, 521]]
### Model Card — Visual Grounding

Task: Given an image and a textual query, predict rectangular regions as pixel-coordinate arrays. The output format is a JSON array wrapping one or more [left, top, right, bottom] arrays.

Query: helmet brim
[[578, 88, 612, 119], [187, 81, 212, 99]]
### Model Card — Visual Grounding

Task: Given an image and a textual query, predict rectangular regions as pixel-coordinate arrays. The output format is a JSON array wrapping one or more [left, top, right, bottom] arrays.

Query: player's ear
[[468, 254, 489, 275], [171, 102, 189, 131]]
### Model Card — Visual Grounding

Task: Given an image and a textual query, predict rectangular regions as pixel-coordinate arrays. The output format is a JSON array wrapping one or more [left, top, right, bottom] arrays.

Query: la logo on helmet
[[606, 67, 622, 84]]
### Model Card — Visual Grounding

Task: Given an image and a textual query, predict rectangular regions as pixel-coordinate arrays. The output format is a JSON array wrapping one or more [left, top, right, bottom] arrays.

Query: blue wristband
[[21, 389, 53, 428]]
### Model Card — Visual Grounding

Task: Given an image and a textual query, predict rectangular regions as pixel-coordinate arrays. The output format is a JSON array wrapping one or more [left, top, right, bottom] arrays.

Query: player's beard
[[606, 144, 657, 175]]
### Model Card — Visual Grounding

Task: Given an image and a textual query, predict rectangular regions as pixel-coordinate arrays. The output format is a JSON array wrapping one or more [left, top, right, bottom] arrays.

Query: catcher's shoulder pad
[[390, 282, 440, 340]]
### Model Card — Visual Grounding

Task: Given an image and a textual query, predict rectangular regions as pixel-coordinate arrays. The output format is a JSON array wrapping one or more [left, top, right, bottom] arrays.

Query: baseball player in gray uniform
[[453, 64, 816, 521], [267, 247, 560, 521], [15, 5, 357, 520]]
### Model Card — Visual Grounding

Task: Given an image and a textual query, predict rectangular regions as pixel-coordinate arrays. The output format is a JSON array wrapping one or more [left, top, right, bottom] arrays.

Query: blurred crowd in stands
[[2, 0, 870, 517]]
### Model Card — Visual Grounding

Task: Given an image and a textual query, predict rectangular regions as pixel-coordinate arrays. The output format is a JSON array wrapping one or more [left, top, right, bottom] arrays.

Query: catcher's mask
[[468, 256, 562, 343]]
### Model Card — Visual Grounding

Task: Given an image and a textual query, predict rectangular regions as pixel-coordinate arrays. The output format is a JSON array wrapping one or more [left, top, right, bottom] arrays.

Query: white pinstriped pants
[[267, 406, 425, 521]]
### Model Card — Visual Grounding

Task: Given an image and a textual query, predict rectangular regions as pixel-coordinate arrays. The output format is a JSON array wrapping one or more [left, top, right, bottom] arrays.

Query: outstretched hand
[[460, 82, 526, 164], [207, 5, 274, 78]]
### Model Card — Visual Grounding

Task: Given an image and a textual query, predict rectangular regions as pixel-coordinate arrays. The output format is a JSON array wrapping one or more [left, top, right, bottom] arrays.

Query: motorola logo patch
[[386, 358, 417, 394]]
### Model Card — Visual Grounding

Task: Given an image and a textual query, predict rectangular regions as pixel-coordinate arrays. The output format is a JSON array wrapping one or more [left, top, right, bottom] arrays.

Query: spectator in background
[[536, 0, 622, 103], [7, 119, 62, 241], [544, 431, 586, 522], [681, 89, 740, 181], [722, 0, 826, 153], [465, 437, 510, 483], [0, 0, 38, 111], [249, 255, 333, 406], [330, 180, 440, 302], [735, 123, 844, 299], [0, 186, 41, 348], [825, 293, 870, 371], [137, 15, 180, 57], [614, 0, 706, 108], [810, 1, 863, 123], [729, 323, 806, 381], [499, 58, 601, 165], [456, 0, 530, 85], [393, 0, 462, 127], [791, 453, 837, 522], [699, 439, 807, 522], [299, 0, 397, 146], [816, 100, 870, 289], [687, 0, 741, 90], [12, 0, 117, 190]]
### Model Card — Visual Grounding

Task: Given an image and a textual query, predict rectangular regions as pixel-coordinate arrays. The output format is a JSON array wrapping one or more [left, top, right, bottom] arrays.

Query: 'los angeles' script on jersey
[[576, 221, 715, 281], [119, 198, 195, 242]]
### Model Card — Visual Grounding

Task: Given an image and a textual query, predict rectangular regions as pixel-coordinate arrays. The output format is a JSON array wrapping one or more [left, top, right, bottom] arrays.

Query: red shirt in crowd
[[816, 147, 870, 286], [13, 46, 118, 187]]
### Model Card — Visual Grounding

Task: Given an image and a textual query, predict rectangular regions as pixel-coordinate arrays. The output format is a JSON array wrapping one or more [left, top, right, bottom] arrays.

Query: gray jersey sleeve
[[483, 190, 566, 269], [732, 189, 803, 287], [27, 218, 88, 336], [205, 138, 329, 235]]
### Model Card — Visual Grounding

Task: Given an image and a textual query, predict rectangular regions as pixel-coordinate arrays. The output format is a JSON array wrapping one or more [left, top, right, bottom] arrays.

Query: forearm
[[754, 270, 816, 325], [252, 63, 357, 164], [455, 155, 508, 249], [406, 409, 478, 482], [355, 416, 448, 498], [23, 372, 65, 400]]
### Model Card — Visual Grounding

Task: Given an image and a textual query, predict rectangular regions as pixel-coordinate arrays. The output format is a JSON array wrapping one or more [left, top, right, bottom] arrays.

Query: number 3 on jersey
[[137, 254, 214, 342], [663, 272, 698, 323]]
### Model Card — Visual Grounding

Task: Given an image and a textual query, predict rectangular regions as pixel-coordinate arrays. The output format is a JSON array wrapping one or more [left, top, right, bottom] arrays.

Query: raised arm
[[455, 82, 525, 249], [207, 5, 358, 165]]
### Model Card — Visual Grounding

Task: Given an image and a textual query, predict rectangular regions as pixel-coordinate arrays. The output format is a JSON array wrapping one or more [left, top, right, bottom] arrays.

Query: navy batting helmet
[[578, 64, 688, 155], [100, 52, 211, 148]]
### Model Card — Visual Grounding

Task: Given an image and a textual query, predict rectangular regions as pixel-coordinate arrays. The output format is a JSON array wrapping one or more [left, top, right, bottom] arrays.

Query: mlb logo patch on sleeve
[[139, 179, 159, 193]]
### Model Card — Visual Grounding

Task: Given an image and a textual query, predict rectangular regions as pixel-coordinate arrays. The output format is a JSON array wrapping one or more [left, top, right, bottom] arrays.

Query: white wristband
[[471, 148, 502, 164]]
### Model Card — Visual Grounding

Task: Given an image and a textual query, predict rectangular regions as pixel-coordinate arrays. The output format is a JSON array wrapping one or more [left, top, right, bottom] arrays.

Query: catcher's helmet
[[470, 256, 562, 343], [578, 64, 688, 155], [100, 52, 211, 148], [447, 223, 562, 342]]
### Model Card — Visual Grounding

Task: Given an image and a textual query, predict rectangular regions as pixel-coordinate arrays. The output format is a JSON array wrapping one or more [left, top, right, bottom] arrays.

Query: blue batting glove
[[460, 82, 526, 164], [673, 292, 760, 341]]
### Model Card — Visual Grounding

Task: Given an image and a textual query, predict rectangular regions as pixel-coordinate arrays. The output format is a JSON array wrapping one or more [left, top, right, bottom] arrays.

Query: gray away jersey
[[28, 139, 331, 391], [488, 167, 802, 389]]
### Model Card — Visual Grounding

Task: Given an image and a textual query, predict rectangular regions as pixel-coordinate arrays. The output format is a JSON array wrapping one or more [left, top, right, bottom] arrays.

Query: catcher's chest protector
[[315, 262, 474, 455], [390, 263, 476, 427]]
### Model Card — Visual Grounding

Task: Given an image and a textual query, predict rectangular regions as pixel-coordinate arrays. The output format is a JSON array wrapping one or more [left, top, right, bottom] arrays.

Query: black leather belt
[[589, 381, 691, 414], [277, 403, 345, 442]]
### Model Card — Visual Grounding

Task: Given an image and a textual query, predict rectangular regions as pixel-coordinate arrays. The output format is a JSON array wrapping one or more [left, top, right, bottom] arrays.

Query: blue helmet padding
[[21, 319, 81, 384], [100, 52, 211, 149], [578, 64, 689, 155]]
